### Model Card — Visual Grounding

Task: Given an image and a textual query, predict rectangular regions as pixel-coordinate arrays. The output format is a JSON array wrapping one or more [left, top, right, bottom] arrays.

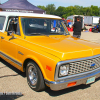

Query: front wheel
[[26, 61, 46, 91]]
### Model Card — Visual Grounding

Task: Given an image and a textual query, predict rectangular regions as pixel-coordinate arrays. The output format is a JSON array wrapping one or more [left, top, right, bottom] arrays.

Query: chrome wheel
[[28, 64, 38, 85], [26, 61, 46, 91]]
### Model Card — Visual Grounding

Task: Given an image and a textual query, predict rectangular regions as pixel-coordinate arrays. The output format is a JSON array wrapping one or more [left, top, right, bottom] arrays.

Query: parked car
[[0, 12, 100, 92]]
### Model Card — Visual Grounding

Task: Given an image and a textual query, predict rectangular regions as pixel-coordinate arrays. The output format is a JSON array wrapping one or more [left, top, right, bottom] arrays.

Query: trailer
[[84, 16, 100, 26], [66, 15, 84, 28]]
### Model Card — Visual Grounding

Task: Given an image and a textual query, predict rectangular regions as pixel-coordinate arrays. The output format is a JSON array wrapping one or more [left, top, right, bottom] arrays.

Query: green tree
[[74, 5, 81, 15], [90, 5, 99, 16], [55, 6, 66, 17], [79, 6, 84, 15], [37, 5, 46, 11], [99, 7, 100, 16], [45, 4, 56, 15], [62, 6, 76, 18], [38, 4, 100, 18]]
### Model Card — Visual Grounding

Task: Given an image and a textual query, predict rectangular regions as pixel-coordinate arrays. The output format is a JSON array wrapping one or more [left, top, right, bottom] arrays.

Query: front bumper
[[45, 67, 100, 91]]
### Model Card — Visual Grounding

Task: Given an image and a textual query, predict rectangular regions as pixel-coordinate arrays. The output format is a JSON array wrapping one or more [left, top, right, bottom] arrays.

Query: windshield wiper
[[63, 32, 67, 36], [50, 32, 65, 35], [27, 33, 49, 37]]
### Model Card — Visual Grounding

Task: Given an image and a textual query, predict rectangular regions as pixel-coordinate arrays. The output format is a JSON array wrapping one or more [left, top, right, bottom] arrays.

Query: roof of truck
[[0, 11, 61, 19]]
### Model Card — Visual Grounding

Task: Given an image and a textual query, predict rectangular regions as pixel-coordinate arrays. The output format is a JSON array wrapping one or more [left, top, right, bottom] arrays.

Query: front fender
[[22, 54, 60, 81]]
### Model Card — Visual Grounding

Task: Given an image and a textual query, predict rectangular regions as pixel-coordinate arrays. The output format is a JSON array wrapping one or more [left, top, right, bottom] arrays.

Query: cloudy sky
[[1, 0, 100, 8]]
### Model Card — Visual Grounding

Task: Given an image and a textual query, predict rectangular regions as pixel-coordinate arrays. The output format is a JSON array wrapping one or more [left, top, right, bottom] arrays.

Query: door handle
[[1, 36, 5, 39]]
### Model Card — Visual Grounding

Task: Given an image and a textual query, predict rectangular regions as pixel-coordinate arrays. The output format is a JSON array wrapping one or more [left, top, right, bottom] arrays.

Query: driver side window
[[7, 17, 20, 35]]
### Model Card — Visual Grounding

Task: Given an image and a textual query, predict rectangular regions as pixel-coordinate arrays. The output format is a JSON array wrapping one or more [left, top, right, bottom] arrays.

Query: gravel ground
[[0, 26, 100, 100]]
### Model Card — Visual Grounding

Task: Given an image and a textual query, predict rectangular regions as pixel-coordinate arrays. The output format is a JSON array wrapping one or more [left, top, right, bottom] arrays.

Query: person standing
[[72, 17, 82, 38], [97, 18, 100, 32], [98, 21, 100, 32], [99, 18, 100, 23]]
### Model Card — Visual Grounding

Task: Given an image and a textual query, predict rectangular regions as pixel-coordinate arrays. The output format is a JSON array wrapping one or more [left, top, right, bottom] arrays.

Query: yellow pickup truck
[[0, 12, 100, 92]]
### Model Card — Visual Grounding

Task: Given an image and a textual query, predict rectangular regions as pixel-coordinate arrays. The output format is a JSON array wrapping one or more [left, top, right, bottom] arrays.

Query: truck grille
[[68, 56, 100, 75]]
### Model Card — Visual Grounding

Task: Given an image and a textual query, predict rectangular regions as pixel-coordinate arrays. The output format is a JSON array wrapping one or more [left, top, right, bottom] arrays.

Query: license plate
[[86, 77, 95, 84]]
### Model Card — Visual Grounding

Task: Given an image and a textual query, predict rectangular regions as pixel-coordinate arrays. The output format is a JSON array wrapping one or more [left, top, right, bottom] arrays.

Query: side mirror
[[7, 31, 14, 36], [7, 31, 16, 40]]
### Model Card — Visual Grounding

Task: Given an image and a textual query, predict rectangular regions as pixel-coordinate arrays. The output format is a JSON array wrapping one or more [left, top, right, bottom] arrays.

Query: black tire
[[91, 28, 98, 33], [92, 28, 98, 33], [26, 61, 46, 91]]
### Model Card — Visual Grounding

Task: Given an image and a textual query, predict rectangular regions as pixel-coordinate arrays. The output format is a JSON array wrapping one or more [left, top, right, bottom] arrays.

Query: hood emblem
[[90, 63, 95, 68]]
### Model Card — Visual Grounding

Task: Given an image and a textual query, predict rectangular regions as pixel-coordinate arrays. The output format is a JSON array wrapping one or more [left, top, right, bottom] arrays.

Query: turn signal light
[[46, 65, 52, 71], [67, 82, 76, 87]]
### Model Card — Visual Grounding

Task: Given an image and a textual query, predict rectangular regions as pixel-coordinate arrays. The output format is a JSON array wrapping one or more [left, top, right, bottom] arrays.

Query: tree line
[[37, 4, 100, 18]]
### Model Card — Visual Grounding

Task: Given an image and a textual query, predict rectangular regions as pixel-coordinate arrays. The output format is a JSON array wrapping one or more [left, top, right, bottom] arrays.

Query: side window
[[0, 16, 5, 30], [22, 18, 49, 35], [7, 17, 20, 35]]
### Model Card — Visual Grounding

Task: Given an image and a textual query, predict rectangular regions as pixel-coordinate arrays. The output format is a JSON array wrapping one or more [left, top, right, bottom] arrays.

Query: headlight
[[59, 64, 69, 77]]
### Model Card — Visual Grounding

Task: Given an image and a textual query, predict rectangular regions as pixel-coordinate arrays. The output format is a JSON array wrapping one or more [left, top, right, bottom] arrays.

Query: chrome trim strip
[[55, 54, 100, 81], [45, 68, 100, 91], [0, 52, 22, 67]]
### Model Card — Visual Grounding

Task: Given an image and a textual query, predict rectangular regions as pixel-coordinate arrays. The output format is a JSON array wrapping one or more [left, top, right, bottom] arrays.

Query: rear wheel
[[26, 61, 46, 91]]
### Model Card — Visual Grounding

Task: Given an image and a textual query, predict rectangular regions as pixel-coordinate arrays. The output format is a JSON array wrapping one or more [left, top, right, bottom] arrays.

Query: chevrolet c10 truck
[[0, 12, 100, 91]]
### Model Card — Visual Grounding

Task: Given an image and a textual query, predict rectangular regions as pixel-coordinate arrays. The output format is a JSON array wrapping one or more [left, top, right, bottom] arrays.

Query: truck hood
[[26, 35, 100, 60]]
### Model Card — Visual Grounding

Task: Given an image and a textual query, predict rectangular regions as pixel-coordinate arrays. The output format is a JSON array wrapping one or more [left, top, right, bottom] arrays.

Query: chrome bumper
[[45, 67, 100, 91]]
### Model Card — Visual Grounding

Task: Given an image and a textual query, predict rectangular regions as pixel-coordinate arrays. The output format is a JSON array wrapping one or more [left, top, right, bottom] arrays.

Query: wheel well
[[23, 59, 41, 73]]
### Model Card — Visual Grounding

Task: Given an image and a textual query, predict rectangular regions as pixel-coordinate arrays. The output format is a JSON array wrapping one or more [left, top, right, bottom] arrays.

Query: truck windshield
[[21, 18, 69, 36]]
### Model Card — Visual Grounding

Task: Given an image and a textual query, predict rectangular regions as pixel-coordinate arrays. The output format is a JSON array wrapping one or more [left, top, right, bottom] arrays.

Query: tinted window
[[0, 16, 5, 30]]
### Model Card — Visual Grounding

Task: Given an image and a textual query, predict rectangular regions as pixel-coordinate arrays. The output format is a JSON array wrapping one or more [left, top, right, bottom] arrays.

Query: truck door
[[0, 17, 20, 64]]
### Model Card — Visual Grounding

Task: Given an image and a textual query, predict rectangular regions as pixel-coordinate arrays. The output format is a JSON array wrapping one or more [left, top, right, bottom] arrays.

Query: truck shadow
[[45, 77, 100, 96], [0, 59, 24, 100], [0, 95, 23, 100], [0, 58, 26, 78]]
